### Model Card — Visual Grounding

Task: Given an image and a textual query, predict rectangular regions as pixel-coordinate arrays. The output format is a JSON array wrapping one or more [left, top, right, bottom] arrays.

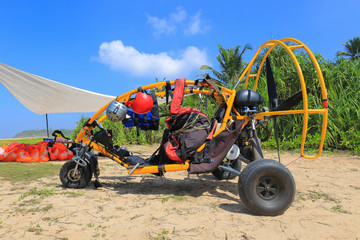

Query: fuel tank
[[234, 89, 264, 110]]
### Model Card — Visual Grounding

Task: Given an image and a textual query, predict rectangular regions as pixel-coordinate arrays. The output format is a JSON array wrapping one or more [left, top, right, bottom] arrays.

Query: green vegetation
[[13, 128, 73, 138], [336, 37, 360, 60], [154, 230, 169, 240], [0, 163, 61, 183], [160, 194, 184, 203], [200, 44, 252, 87], [331, 205, 350, 214], [297, 190, 339, 203], [296, 190, 350, 213], [27, 224, 43, 235], [18, 187, 56, 201], [0, 137, 45, 146]]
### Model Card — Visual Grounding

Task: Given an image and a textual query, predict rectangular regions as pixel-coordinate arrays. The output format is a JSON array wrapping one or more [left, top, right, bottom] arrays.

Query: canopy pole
[[46, 114, 49, 138]]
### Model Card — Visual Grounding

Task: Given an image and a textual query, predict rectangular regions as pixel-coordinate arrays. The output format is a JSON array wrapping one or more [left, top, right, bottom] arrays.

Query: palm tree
[[336, 37, 360, 60], [200, 44, 252, 88]]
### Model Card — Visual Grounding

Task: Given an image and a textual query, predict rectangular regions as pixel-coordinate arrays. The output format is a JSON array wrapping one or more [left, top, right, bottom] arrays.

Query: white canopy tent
[[0, 63, 116, 114], [0, 62, 116, 137]]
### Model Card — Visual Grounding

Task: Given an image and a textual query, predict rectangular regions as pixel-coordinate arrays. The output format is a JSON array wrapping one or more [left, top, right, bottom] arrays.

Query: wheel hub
[[67, 168, 81, 182], [256, 176, 279, 200]]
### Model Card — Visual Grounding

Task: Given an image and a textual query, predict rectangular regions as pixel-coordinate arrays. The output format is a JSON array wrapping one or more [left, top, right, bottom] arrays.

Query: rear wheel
[[212, 157, 241, 180], [60, 160, 92, 188], [238, 159, 295, 216]]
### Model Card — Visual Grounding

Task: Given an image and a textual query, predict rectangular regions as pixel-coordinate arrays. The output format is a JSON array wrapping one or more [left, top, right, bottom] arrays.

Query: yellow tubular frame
[[75, 80, 232, 175], [75, 38, 328, 176], [238, 38, 328, 159]]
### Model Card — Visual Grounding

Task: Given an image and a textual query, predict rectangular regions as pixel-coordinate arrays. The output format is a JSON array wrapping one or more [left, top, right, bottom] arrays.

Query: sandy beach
[[0, 146, 359, 240]]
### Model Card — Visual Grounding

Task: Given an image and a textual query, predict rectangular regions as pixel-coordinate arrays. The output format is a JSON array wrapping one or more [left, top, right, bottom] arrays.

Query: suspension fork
[[71, 143, 88, 178], [248, 118, 264, 160]]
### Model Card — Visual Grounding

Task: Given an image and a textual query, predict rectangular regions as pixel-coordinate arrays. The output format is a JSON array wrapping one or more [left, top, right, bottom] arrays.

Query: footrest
[[126, 155, 148, 165], [126, 164, 146, 170]]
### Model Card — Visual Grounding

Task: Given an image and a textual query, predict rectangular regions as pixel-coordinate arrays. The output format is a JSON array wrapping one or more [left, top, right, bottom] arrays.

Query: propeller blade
[[276, 87, 311, 111], [265, 58, 278, 110]]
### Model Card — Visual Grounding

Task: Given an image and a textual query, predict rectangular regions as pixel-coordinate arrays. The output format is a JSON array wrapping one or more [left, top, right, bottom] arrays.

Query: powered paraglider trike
[[60, 38, 328, 216]]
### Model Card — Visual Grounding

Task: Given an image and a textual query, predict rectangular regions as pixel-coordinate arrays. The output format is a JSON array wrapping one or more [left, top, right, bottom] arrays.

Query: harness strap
[[207, 119, 218, 140], [203, 74, 220, 93], [143, 113, 149, 130], [157, 165, 166, 176], [178, 133, 187, 161], [169, 78, 185, 115], [202, 140, 213, 163], [134, 113, 140, 136], [173, 111, 211, 135], [165, 81, 171, 106]]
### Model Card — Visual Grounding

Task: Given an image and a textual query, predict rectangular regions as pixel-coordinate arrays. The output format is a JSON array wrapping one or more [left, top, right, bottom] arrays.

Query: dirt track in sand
[[0, 146, 359, 240]]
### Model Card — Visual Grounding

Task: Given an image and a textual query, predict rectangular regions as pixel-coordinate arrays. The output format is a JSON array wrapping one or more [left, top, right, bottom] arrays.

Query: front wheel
[[60, 160, 92, 188], [238, 159, 296, 216]]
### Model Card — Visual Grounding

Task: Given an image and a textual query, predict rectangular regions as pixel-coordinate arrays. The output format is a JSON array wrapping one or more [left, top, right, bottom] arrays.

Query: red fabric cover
[[164, 136, 182, 163], [17, 144, 41, 163], [0, 141, 73, 162], [49, 142, 73, 161], [37, 142, 50, 162], [169, 78, 185, 115], [0, 145, 8, 161], [1, 142, 21, 162]]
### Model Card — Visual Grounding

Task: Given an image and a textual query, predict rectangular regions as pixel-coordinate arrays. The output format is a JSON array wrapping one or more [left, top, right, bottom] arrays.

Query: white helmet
[[106, 101, 127, 122]]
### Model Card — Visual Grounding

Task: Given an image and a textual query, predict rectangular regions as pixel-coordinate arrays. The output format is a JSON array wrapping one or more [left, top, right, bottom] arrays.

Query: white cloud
[[147, 15, 176, 36], [185, 12, 210, 35], [97, 40, 209, 79], [170, 6, 187, 23], [147, 7, 209, 36], [147, 7, 186, 36]]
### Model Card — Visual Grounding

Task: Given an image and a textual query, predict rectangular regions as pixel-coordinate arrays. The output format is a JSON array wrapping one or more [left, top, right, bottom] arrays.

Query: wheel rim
[[67, 168, 82, 182], [224, 158, 237, 168], [256, 176, 280, 200]]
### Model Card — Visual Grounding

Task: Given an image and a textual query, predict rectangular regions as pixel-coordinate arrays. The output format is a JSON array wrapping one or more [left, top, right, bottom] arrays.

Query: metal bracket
[[218, 165, 241, 176], [128, 163, 140, 175]]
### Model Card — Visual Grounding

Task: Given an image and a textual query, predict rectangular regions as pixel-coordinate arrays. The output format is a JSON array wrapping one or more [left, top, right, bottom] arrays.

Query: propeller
[[266, 58, 279, 111], [265, 57, 281, 162], [265, 58, 311, 162], [275, 87, 311, 111]]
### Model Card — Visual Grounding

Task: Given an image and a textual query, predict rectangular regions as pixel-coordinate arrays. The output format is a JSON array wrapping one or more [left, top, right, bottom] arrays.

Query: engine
[[234, 89, 264, 114]]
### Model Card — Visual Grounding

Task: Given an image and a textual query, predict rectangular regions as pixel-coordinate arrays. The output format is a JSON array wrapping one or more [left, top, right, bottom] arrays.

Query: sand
[[0, 145, 359, 240]]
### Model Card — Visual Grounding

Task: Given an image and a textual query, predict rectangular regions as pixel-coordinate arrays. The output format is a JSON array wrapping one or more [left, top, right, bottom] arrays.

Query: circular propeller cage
[[235, 38, 328, 159]]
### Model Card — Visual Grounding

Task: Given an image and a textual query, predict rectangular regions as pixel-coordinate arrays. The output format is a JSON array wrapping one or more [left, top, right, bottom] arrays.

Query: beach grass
[[0, 137, 45, 146], [0, 162, 61, 183]]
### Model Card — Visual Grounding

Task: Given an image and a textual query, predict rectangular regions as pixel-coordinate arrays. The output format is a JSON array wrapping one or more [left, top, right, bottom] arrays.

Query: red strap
[[207, 120, 218, 140], [169, 78, 185, 115]]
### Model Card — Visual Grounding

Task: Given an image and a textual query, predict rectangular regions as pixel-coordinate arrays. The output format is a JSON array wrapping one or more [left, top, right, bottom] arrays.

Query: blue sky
[[0, 0, 359, 138]]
